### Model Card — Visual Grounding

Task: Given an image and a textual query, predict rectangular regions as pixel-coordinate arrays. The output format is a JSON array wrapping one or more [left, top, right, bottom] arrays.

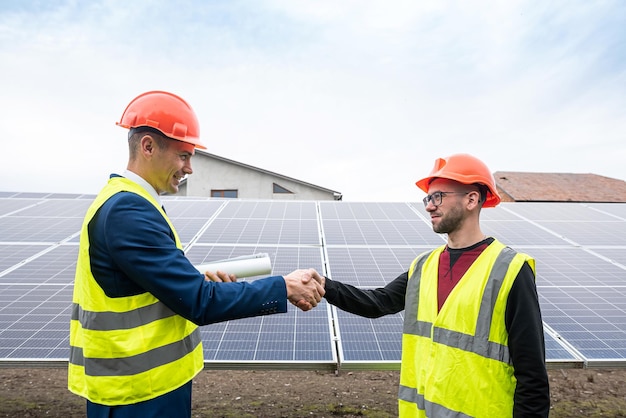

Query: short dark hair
[[474, 183, 489, 204], [128, 126, 171, 140], [128, 128, 170, 159]]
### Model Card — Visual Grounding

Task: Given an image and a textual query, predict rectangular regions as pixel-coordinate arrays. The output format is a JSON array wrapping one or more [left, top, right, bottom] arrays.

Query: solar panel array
[[0, 191, 625, 370]]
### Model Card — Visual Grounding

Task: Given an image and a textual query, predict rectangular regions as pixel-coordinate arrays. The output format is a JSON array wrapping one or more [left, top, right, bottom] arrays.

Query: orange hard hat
[[415, 153, 501, 208], [116, 90, 206, 149]]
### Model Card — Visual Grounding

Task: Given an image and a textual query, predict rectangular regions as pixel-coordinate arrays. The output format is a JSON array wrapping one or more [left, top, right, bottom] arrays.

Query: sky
[[0, 0, 624, 202]]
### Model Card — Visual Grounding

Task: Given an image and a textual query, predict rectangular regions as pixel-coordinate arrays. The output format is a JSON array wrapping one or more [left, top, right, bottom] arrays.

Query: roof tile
[[494, 172, 626, 203]]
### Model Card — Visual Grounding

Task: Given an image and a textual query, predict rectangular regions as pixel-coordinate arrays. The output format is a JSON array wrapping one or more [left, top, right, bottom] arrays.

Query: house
[[173, 151, 342, 200], [494, 172, 626, 203]]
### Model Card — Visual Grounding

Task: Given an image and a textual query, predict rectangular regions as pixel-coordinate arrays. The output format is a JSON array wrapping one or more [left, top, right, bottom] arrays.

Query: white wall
[[179, 154, 338, 200]]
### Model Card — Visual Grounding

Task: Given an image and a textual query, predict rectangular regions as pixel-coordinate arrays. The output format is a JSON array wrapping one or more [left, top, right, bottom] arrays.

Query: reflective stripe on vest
[[69, 331, 200, 377], [72, 300, 177, 331], [70, 301, 201, 376], [68, 177, 204, 406], [398, 385, 473, 418], [398, 241, 532, 417]]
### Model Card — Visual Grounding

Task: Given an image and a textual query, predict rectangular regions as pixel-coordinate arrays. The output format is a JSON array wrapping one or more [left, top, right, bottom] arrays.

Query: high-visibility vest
[[68, 177, 204, 406], [398, 240, 535, 417]]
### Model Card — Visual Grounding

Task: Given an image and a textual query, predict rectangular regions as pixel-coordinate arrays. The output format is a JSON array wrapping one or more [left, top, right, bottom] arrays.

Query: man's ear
[[141, 134, 155, 155], [467, 190, 481, 208]]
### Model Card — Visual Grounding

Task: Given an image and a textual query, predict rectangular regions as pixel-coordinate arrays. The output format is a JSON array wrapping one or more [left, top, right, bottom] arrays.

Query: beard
[[432, 205, 465, 234]]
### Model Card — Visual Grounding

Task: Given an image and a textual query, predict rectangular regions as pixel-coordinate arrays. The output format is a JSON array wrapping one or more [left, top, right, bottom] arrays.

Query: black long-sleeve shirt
[[324, 241, 550, 417]]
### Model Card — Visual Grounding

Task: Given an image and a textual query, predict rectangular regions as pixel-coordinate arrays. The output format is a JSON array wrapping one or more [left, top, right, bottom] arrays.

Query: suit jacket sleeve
[[88, 192, 287, 326]]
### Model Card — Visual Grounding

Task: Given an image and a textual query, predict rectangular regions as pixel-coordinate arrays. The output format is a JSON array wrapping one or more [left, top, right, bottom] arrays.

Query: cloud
[[0, 0, 624, 201]]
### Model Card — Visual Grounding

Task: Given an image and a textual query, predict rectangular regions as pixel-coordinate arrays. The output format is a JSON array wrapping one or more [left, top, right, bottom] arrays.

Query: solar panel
[[12, 199, 92, 218], [587, 203, 626, 219], [600, 248, 626, 267], [0, 246, 77, 285], [162, 198, 225, 218], [333, 308, 403, 369], [0, 244, 52, 273], [524, 247, 626, 287], [0, 195, 625, 370], [7, 192, 52, 199], [334, 309, 585, 367], [480, 220, 570, 246], [325, 247, 427, 286], [322, 219, 442, 246], [539, 287, 626, 363], [0, 217, 80, 243], [170, 217, 213, 245], [200, 302, 335, 367], [0, 283, 72, 360], [478, 205, 532, 221], [185, 245, 324, 277], [0, 199, 45, 216], [217, 200, 318, 219], [535, 221, 626, 246], [502, 202, 619, 221], [195, 201, 321, 245], [321, 201, 421, 220], [543, 330, 582, 365]]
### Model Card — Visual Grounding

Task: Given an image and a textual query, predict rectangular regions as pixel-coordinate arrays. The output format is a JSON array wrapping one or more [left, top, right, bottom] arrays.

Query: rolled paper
[[194, 253, 272, 279]]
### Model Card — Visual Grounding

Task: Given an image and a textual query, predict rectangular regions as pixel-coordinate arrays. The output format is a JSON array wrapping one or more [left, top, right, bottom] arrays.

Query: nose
[[183, 159, 193, 175]]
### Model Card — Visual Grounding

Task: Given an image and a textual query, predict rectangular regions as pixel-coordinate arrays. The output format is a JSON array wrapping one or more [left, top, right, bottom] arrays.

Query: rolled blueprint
[[194, 253, 272, 279]]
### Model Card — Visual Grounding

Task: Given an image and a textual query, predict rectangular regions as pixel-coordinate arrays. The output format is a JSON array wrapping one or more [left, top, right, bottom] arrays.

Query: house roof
[[195, 150, 342, 197], [494, 171, 626, 203]]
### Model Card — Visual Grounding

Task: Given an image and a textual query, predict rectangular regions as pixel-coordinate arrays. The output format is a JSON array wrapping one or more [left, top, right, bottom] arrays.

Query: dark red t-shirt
[[437, 241, 489, 312]]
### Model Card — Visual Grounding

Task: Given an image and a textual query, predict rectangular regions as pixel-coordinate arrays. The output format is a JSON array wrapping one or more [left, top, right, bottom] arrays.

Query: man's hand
[[293, 272, 326, 311], [204, 270, 237, 283], [284, 269, 325, 311], [205, 268, 324, 311], [300, 273, 325, 288]]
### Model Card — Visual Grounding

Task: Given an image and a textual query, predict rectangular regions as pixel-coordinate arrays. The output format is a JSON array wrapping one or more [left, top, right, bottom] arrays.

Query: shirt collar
[[122, 169, 163, 207]]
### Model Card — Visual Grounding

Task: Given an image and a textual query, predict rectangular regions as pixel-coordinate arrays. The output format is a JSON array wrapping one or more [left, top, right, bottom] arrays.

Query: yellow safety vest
[[68, 177, 204, 405], [398, 240, 535, 417]]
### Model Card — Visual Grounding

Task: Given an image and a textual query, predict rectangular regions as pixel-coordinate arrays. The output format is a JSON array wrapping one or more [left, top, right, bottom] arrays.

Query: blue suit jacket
[[87, 189, 287, 325]]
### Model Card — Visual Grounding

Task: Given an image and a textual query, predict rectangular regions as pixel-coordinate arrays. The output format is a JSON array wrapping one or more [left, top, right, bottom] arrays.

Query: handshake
[[204, 269, 326, 311]]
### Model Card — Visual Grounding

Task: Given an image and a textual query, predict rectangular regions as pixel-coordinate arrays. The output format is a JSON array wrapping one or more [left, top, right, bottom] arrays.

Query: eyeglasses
[[422, 191, 469, 207]]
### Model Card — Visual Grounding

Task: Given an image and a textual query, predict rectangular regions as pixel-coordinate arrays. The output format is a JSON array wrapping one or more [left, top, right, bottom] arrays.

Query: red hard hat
[[415, 153, 501, 208], [116, 91, 206, 149]]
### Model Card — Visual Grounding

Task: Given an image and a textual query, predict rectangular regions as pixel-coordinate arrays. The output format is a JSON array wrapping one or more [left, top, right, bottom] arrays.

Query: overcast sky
[[1, 1, 624, 202]]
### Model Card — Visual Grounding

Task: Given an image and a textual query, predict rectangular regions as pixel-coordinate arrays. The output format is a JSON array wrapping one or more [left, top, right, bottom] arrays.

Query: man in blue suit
[[68, 90, 325, 418]]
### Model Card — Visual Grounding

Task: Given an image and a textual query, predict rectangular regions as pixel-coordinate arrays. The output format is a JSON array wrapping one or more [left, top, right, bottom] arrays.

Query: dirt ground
[[1, 367, 626, 417]]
